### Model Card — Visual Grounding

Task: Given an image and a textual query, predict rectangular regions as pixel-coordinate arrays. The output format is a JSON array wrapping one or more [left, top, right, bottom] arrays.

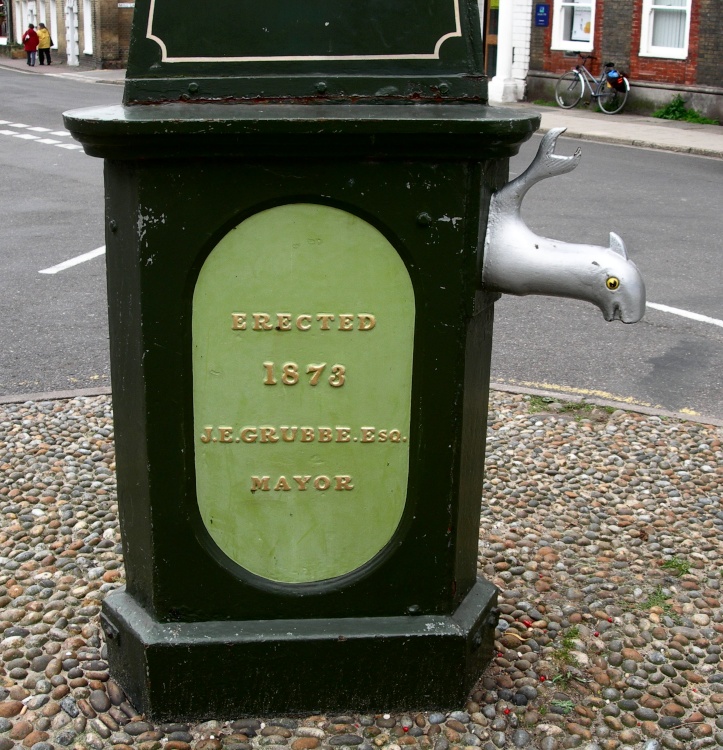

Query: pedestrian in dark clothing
[[22, 24, 39, 67]]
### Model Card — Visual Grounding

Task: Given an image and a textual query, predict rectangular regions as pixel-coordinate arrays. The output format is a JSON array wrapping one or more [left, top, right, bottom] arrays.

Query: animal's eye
[[606, 277, 620, 290]]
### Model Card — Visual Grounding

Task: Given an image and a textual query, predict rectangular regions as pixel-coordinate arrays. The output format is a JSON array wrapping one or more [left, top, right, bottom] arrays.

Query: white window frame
[[551, 0, 595, 53], [639, 0, 691, 59]]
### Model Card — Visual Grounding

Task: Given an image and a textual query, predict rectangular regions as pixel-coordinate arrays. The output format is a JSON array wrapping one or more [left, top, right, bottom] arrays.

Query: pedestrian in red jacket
[[22, 24, 39, 67]]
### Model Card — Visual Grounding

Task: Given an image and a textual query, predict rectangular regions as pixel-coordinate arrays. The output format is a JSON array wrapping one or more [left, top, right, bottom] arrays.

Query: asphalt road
[[1, 68, 721, 420], [498, 137, 722, 420]]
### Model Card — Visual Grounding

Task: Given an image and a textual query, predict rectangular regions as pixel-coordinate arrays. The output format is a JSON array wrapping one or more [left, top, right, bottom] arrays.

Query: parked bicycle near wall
[[555, 54, 630, 115]]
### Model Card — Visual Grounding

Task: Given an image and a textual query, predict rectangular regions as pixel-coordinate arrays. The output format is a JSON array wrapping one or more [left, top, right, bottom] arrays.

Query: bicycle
[[555, 54, 630, 115]]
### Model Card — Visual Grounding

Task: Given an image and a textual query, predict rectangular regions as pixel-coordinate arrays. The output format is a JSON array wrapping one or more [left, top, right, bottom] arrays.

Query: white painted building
[[482, 0, 534, 103], [1, 0, 132, 68]]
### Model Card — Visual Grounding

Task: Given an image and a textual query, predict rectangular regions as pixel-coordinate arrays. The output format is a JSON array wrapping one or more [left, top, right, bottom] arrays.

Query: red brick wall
[[542, 2, 608, 77], [96, 0, 118, 67], [536, 0, 701, 86], [117, 6, 131, 63]]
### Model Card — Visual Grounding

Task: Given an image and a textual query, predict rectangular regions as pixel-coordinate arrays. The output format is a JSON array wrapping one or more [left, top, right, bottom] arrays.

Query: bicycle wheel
[[597, 78, 629, 114], [555, 71, 584, 109]]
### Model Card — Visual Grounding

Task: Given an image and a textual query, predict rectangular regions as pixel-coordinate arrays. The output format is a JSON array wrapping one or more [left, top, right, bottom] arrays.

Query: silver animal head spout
[[482, 127, 646, 323]]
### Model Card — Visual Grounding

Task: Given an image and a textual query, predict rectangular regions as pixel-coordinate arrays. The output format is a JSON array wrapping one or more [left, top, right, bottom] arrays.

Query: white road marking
[[39, 246, 106, 275], [647, 302, 723, 329], [0, 122, 79, 155]]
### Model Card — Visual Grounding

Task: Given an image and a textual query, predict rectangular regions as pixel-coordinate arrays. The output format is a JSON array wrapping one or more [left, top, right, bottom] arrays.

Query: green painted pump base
[[100, 579, 498, 721]]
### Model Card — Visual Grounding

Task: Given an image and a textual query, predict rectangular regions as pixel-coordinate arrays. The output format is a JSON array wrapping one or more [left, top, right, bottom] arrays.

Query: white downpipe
[[50, 2, 58, 47], [488, 0, 517, 103], [17, 0, 28, 41], [82, 0, 91, 54], [65, 0, 78, 65]]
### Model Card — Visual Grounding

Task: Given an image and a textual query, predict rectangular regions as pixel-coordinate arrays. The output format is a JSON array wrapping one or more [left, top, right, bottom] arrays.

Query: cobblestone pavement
[[0, 392, 721, 750]]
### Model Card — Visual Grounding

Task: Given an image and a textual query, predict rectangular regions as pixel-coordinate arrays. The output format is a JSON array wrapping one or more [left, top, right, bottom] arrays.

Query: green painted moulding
[[63, 103, 540, 162], [193, 204, 415, 583], [123, 0, 487, 102]]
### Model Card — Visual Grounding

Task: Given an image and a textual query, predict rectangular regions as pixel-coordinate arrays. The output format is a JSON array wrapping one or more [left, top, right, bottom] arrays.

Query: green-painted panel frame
[[101, 155, 495, 623]]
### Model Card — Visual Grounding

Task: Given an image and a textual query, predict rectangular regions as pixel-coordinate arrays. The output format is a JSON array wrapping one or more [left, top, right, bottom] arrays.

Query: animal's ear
[[609, 232, 627, 259]]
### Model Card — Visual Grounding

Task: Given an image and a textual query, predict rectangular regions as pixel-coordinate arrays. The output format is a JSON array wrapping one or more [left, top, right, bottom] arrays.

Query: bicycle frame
[[574, 56, 612, 100], [555, 53, 630, 114]]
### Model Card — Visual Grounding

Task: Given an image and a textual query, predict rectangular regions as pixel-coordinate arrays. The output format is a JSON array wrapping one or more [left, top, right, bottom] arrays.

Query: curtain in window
[[651, 0, 687, 49]]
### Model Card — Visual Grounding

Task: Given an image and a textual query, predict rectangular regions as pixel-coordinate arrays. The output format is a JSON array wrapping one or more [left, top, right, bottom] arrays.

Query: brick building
[[1, 0, 133, 68], [483, 0, 721, 118]]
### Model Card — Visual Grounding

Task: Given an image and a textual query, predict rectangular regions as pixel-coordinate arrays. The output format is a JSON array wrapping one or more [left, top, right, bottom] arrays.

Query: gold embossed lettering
[[293, 475, 312, 490], [263, 361, 277, 386], [276, 313, 292, 331], [314, 475, 331, 491], [335, 475, 354, 491], [336, 427, 351, 443], [316, 313, 335, 330], [230, 312, 378, 332], [200, 427, 213, 443], [274, 476, 292, 491], [296, 314, 312, 331], [250, 476, 270, 492], [260, 427, 279, 443], [218, 427, 233, 443], [329, 364, 346, 387], [306, 363, 326, 385], [300, 427, 315, 442], [318, 427, 333, 443], [240, 427, 258, 443], [360, 427, 375, 443], [358, 313, 376, 331], [282, 362, 299, 385], [338, 314, 354, 331], [252, 313, 274, 331], [280, 426, 298, 442]]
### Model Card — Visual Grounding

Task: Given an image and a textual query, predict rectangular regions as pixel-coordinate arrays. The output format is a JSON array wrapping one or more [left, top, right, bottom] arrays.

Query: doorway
[[484, 0, 499, 78]]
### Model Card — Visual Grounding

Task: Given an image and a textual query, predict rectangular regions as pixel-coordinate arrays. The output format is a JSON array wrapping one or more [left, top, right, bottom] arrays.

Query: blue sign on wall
[[535, 3, 550, 26]]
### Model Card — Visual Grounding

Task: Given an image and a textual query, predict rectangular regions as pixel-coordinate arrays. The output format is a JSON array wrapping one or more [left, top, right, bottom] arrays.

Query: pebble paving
[[0, 392, 721, 750]]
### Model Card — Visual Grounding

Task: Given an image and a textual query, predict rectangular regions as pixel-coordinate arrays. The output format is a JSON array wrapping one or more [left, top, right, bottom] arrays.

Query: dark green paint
[[64, 0, 540, 717], [102, 580, 498, 720], [125, 0, 486, 103], [63, 102, 538, 716], [148, 0, 459, 59]]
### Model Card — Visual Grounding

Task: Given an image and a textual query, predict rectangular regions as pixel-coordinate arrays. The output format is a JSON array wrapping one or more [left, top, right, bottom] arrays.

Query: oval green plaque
[[193, 204, 415, 584]]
